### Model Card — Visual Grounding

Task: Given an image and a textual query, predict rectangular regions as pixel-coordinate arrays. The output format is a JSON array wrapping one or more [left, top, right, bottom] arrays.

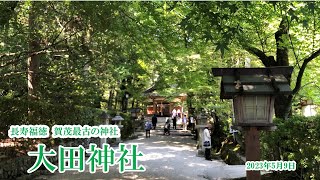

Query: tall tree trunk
[[131, 98, 135, 108], [274, 95, 293, 119], [27, 2, 41, 100], [244, 18, 291, 119], [242, 10, 320, 120], [27, 2, 41, 123], [121, 93, 128, 112], [121, 95, 125, 112], [114, 91, 118, 110], [187, 93, 194, 115], [274, 18, 291, 119], [107, 89, 114, 110]]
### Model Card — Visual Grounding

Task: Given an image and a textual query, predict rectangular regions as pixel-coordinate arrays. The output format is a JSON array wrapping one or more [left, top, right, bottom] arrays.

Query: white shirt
[[203, 128, 211, 145], [172, 109, 177, 117], [190, 117, 194, 123]]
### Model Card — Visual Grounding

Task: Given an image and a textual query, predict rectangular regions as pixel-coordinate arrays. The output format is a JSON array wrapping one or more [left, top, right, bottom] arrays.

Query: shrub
[[261, 116, 320, 180], [0, 97, 104, 139], [0, 97, 27, 138], [118, 112, 134, 140]]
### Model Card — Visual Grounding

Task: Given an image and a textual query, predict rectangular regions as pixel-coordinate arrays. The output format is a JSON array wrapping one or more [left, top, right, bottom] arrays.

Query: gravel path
[[34, 118, 246, 180]]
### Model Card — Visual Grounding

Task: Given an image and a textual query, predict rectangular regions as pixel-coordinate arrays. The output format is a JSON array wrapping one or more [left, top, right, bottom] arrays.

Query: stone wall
[[0, 147, 58, 180], [0, 138, 101, 180]]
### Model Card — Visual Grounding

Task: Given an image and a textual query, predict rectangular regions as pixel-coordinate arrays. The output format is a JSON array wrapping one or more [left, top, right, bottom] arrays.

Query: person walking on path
[[152, 114, 158, 130], [172, 116, 177, 129], [145, 120, 152, 138], [203, 123, 212, 161], [164, 118, 171, 135]]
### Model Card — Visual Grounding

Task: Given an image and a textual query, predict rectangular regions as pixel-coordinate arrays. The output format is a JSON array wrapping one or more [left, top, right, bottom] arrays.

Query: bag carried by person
[[145, 122, 152, 130], [203, 141, 210, 147]]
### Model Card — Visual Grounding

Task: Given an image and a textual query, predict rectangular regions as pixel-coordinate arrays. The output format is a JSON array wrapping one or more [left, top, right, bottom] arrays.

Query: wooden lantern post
[[212, 67, 293, 180]]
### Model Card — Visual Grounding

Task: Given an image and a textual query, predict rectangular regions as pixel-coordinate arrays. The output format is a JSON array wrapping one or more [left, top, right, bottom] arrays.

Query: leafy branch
[[0, 27, 85, 69], [292, 48, 320, 94]]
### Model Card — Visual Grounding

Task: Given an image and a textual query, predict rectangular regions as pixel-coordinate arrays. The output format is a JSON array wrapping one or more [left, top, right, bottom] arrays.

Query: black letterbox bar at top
[[211, 66, 294, 77]]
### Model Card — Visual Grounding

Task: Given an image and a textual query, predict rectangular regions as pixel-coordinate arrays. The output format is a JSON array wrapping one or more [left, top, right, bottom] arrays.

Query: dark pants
[[173, 120, 176, 129], [152, 123, 156, 130], [146, 130, 150, 138], [190, 123, 195, 131], [205, 148, 211, 160], [164, 128, 170, 135]]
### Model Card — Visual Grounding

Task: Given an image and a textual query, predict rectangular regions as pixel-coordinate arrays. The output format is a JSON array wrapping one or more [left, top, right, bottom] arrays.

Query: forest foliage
[[0, 2, 320, 178], [261, 116, 320, 179]]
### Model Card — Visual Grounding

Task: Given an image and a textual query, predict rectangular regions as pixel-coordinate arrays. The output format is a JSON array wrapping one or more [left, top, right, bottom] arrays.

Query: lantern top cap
[[100, 111, 111, 119], [212, 66, 293, 99], [130, 108, 141, 113], [112, 115, 124, 121], [212, 66, 293, 77]]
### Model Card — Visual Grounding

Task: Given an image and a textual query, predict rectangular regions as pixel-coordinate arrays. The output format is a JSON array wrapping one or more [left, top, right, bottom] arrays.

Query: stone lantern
[[130, 108, 141, 133], [112, 115, 124, 128], [100, 111, 111, 125], [212, 66, 293, 180], [195, 110, 208, 156], [112, 115, 124, 143], [100, 111, 110, 148], [300, 99, 317, 117], [130, 108, 141, 119]]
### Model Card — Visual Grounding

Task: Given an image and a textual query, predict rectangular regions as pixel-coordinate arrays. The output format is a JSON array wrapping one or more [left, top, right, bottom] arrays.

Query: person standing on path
[[182, 114, 187, 131], [203, 124, 212, 161], [171, 108, 177, 118], [145, 120, 152, 138], [152, 114, 158, 130], [177, 108, 181, 119], [189, 116, 195, 131], [172, 116, 177, 129]]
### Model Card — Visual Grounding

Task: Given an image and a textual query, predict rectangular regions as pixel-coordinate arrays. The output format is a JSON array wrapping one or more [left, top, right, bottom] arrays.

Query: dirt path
[[34, 117, 246, 180]]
